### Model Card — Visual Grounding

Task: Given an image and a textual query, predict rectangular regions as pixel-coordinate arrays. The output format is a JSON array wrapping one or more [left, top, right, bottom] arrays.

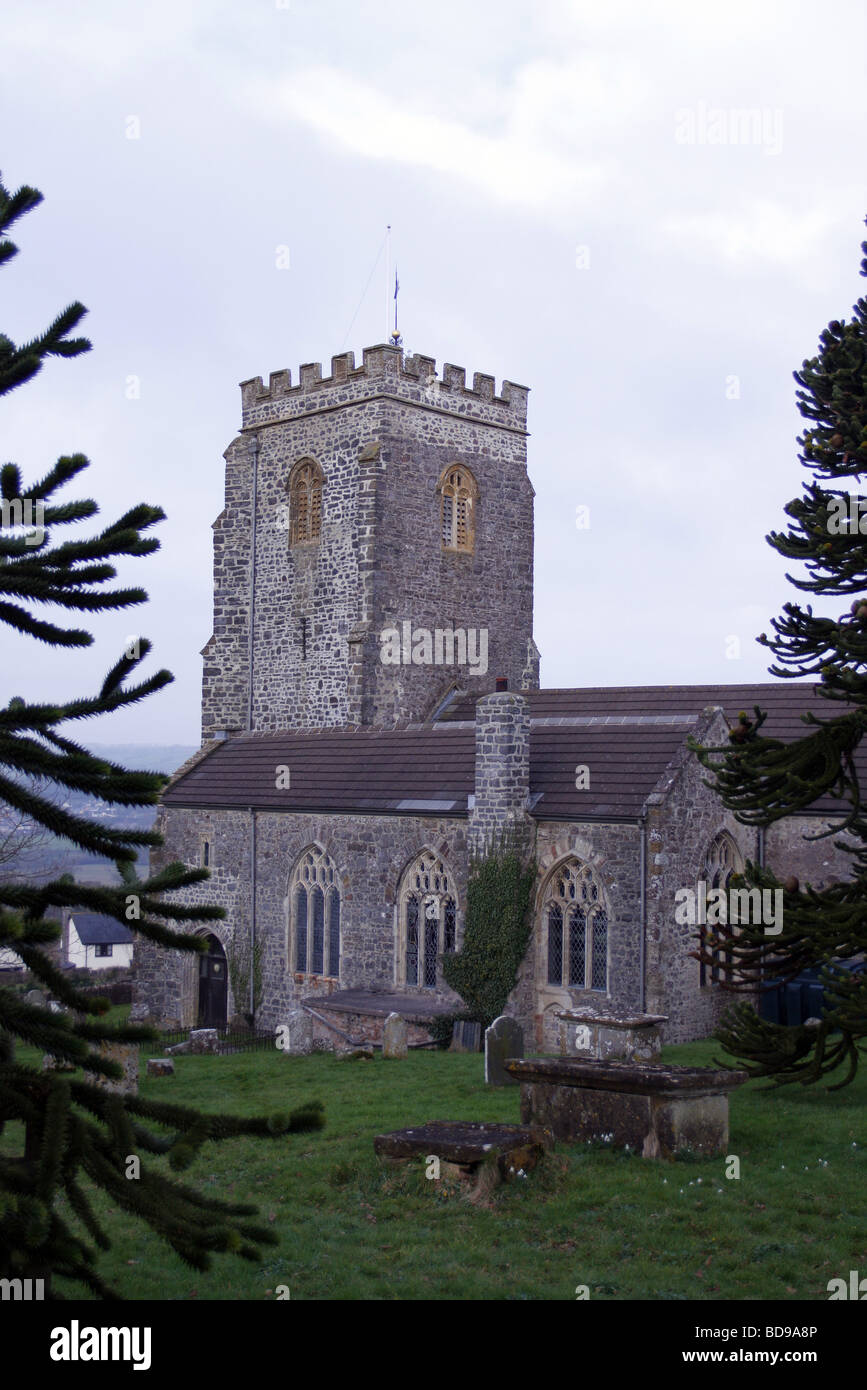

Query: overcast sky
[[2, 0, 866, 748]]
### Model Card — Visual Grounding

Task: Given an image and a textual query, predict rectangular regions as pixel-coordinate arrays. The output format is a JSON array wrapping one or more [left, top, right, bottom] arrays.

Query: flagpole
[[385, 224, 391, 342]]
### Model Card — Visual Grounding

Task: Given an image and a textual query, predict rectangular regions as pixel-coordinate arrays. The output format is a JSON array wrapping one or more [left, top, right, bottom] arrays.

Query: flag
[[394, 270, 399, 299]]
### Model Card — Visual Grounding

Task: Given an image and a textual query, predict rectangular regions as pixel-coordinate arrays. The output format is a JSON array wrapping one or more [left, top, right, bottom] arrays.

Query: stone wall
[[468, 690, 531, 853], [202, 344, 537, 741], [644, 709, 860, 1044], [307, 1008, 434, 1050], [135, 804, 471, 1028], [508, 820, 644, 1052]]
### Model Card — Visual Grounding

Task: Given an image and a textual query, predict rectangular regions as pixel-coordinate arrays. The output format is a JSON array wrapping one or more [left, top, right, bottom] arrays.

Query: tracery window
[[290, 846, 340, 978], [542, 859, 608, 993], [288, 459, 323, 545], [438, 465, 477, 553], [399, 850, 458, 989], [701, 831, 742, 986]]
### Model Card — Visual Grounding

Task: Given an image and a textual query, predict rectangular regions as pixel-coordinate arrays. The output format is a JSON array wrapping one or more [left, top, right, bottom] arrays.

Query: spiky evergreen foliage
[[0, 173, 323, 1296], [689, 220, 867, 1088]]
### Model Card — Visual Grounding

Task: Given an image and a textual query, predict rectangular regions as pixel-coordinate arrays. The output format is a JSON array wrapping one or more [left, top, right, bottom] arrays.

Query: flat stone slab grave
[[505, 1057, 748, 1159], [374, 1121, 550, 1197]]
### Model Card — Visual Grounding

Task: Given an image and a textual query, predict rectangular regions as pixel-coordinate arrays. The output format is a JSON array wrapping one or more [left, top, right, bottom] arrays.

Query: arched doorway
[[197, 933, 228, 1028]]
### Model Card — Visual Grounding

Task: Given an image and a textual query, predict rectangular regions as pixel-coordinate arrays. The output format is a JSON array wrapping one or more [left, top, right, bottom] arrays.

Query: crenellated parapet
[[239, 343, 529, 431]]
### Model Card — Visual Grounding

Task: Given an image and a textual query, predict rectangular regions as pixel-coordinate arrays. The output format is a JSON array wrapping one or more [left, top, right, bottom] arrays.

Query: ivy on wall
[[442, 832, 536, 1029], [227, 933, 263, 1026]]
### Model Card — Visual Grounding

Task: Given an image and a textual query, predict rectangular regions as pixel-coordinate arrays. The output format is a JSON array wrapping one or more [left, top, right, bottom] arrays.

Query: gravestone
[[485, 1015, 524, 1086], [93, 1042, 139, 1096], [280, 1009, 313, 1056], [382, 1012, 408, 1059], [450, 1020, 482, 1053], [189, 1028, 219, 1055], [42, 1054, 76, 1073], [24, 988, 46, 1008], [147, 1058, 175, 1077]]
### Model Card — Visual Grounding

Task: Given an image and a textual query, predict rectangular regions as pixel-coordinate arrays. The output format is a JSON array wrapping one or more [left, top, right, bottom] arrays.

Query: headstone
[[92, 1042, 139, 1095], [485, 1015, 524, 1086], [42, 1054, 76, 1073], [280, 1009, 313, 1056], [382, 1012, 408, 1059], [450, 1019, 481, 1052], [24, 988, 46, 1008], [147, 1058, 175, 1077], [189, 1028, 219, 1054], [164, 1039, 191, 1055]]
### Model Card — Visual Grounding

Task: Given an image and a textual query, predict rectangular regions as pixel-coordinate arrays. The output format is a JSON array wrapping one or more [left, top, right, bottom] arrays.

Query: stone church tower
[[201, 342, 540, 738]]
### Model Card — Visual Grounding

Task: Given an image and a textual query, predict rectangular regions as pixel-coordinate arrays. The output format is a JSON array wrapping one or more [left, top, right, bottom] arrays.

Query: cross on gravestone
[[382, 1012, 408, 1059], [485, 1015, 524, 1085]]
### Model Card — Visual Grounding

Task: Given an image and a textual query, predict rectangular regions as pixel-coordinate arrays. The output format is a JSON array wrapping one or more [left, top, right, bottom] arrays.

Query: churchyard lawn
[[5, 1026, 864, 1300]]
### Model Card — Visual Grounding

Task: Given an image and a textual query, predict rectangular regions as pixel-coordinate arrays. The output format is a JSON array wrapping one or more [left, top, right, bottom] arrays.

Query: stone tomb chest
[[557, 1008, 668, 1062], [505, 1056, 747, 1159], [374, 1120, 550, 1198]]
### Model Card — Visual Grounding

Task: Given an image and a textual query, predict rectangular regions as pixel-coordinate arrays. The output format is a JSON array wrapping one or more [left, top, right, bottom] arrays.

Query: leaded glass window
[[701, 832, 742, 987], [295, 886, 307, 972], [289, 846, 340, 978], [542, 859, 608, 993], [311, 886, 324, 974], [328, 890, 340, 978], [399, 851, 459, 989], [547, 902, 563, 985], [443, 897, 456, 954]]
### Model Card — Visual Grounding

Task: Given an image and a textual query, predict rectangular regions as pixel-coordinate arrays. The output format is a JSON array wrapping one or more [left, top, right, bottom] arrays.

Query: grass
[[3, 1021, 866, 1300]]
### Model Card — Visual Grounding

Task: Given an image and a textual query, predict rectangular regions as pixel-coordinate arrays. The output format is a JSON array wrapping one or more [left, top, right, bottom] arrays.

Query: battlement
[[239, 344, 529, 430]]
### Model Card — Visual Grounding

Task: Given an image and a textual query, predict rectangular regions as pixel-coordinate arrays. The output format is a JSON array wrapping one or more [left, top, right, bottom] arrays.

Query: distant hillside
[[84, 745, 198, 775], [0, 744, 199, 883]]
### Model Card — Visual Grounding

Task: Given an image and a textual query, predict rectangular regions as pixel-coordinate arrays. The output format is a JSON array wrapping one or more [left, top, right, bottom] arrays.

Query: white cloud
[[659, 201, 835, 269], [249, 66, 611, 208]]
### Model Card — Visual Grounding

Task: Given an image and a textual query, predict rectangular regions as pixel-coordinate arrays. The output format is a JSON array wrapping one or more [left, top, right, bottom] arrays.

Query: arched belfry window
[[289, 845, 340, 978], [398, 850, 458, 989], [700, 831, 743, 987], [288, 458, 323, 546], [437, 465, 478, 553], [541, 859, 608, 993]]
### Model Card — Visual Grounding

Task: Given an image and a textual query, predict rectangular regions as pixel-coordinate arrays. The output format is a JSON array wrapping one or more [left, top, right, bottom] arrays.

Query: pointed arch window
[[437, 465, 478, 553], [399, 850, 458, 989], [700, 831, 743, 987], [289, 846, 340, 978], [541, 859, 608, 993], [288, 459, 323, 546]]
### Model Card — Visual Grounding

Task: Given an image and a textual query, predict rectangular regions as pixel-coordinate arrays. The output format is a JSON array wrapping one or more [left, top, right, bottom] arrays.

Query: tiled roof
[[162, 726, 476, 815], [71, 913, 134, 945], [161, 682, 858, 824]]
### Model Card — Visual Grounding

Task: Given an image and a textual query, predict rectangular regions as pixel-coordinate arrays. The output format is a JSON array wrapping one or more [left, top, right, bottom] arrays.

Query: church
[[132, 340, 852, 1049]]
